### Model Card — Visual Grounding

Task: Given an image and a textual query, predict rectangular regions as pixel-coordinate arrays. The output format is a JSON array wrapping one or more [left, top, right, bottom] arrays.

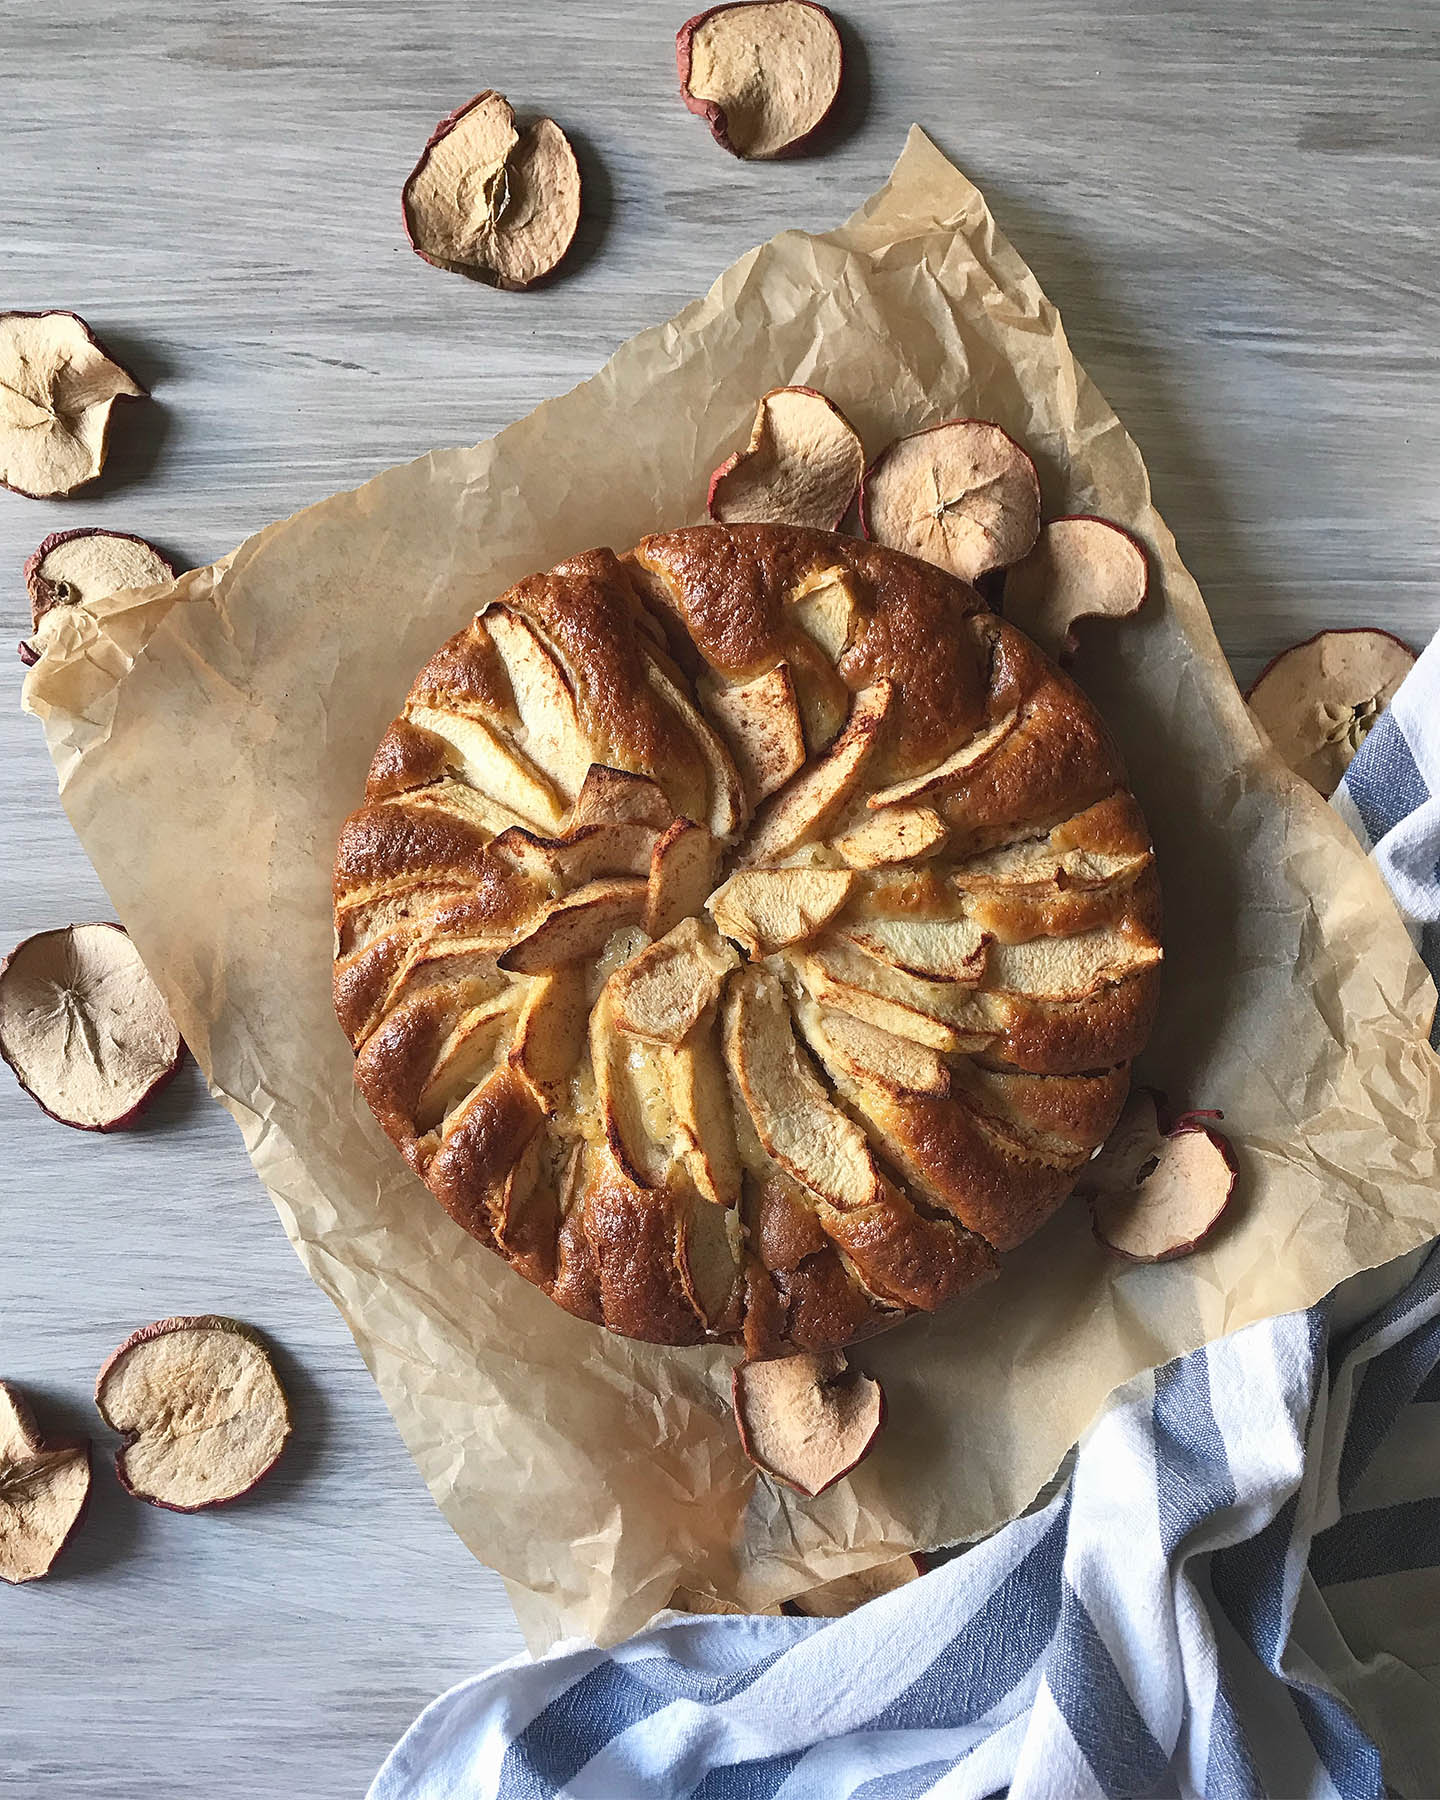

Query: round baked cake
[[333, 525, 1162, 1357]]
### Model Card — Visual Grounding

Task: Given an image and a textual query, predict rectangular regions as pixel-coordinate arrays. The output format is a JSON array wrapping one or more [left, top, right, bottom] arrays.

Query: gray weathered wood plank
[[2, 2, 1436, 1794]]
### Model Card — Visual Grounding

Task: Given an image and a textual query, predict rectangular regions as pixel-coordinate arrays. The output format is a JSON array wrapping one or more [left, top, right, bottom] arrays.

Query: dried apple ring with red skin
[[677, 1, 843, 160], [0, 924, 183, 1131]]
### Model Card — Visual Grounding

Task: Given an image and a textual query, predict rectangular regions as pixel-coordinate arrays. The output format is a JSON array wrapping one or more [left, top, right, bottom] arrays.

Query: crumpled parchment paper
[[23, 128, 1440, 1649]]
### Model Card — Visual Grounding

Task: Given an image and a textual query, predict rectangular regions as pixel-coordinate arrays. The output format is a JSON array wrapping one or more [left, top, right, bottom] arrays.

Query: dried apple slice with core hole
[[0, 924, 183, 1131], [677, 1, 843, 160], [20, 523, 175, 665], [402, 91, 580, 290], [24, 527, 173, 633], [708, 390, 864, 529], [0, 311, 146, 499], [94, 1317, 291, 1511], [1245, 628, 1416, 797], [1077, 1090, 1237, 1262], [1002, 517, 1149, 663], [709, 866, 855, 956], [732, 1351, 883, 1496], [860, 421, 1040, 583], [0, 1383, 91, 1585]]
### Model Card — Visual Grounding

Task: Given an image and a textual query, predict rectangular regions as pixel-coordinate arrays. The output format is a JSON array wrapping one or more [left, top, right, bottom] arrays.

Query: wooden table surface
[[3, 2, 1437, 1795]]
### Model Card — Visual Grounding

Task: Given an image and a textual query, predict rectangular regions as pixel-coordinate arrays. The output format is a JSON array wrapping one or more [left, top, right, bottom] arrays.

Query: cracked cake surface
[[333, 524, 1161, 1357]]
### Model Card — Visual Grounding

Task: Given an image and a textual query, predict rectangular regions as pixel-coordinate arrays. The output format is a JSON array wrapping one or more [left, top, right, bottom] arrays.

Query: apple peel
[[0, 310, 146, 500], [708, 388, 864, 529], [21, 527, 174, 664], [0, 1383, 91, 1585], [732, 1350, 883, 1496], [95, 1316, 292, 1511], [403, 90, 581, 290], [677, 1, 843, 160], [860, 420, 1040, 584], [0, 924, 183, 1132], [1246, 628, 1416, 798], [1002, 517, 1149, 662], [1078, 1089, 1237, 1263]]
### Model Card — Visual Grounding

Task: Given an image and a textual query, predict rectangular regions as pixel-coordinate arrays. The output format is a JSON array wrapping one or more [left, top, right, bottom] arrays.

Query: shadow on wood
[[83, 327, 175, 499]]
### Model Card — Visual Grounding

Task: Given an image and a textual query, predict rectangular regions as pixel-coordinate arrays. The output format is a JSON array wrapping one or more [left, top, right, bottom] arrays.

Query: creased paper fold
[[23, 128, 1440, 1648]]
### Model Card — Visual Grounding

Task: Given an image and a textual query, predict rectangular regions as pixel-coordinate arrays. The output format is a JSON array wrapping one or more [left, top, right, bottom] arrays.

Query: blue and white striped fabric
[[372, 633, 1440, 1800], [1332, 631, 1440, 1049]]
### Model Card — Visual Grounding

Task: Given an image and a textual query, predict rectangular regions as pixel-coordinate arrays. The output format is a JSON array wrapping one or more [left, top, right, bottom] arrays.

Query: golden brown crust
[[335, 525, 1162, 1354], [632, 526, 991, 774], [410, 619, 516, 722], [366, 720, 453, 801], [578, 1174, 709, 1346], [935, 671, 1125, 846], [991, 970, 1162, 1074], [425, 1067, 544, 1247], [856, 1080, 1119, 1252], [336, 801, 491, 896]]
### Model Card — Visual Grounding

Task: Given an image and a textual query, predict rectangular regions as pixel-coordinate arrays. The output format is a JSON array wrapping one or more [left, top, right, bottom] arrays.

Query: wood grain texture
[[2, 1, 1437, 1794]]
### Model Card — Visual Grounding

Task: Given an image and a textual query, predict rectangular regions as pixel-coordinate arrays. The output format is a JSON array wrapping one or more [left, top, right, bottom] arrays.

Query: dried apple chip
[[0, 924, 183, 1131], [95, 1317, 291, 1510], [0, 311, 146, 499], [732, 1351, 883, 1495], [861, 420, 1040, 583], [1002, 517, 1149, 662], [1076, 1090, 1237, 1262], [403, 90, 581, 290], [678, 1, 843, 160], [709, 388, 864, 529], [1246, 628, 1416, 797], [0, 1383, 90, 1584]]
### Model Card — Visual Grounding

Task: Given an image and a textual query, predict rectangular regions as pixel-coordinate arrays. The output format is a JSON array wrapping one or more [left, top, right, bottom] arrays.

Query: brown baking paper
[[23, 129, 1440, 1649]]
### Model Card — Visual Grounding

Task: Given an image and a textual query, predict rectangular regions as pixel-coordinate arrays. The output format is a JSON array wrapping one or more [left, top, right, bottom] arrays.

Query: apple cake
[[333, 525, 1161, 1356]]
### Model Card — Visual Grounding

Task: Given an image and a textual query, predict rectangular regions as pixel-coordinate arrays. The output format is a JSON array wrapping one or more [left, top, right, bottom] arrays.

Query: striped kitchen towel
[[371, 632, 1440, 1800], [1331, 631, 1440, 1047]]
